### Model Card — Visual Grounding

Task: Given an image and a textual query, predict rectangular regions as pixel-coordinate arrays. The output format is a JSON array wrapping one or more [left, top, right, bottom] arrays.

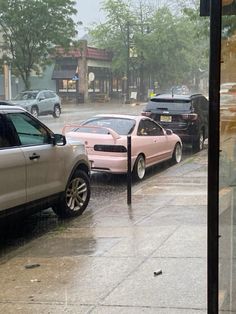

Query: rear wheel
[[171, 143, 182, 164], [53, 170, 90, 218], [192, 130, 204, 152], [52, 105, 61, 118], [133, 154, 146, 180], [31, 106, 39, 118]]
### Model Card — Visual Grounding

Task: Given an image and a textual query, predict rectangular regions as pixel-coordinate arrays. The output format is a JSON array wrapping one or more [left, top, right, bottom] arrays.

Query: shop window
[[59, 80, 77, 92]]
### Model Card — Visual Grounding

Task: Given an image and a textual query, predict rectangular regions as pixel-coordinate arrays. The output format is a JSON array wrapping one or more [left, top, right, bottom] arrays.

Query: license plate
[[160, 115, 172, 122]]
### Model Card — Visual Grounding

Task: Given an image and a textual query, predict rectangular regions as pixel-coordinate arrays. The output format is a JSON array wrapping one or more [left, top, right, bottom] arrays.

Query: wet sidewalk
[[0, 150, 208, 313]]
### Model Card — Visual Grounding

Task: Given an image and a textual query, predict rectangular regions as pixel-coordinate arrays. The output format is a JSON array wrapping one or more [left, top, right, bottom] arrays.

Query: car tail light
[[94, 145, 127, 153], [141, 111, 151, 117], [181, 113, 198, 121]]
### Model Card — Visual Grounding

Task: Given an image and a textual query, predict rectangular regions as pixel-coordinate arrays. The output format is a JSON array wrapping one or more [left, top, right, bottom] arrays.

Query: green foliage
[[0, 0, 78, 89], [90, 0, 134, 76], [89, 0, 209, 90]]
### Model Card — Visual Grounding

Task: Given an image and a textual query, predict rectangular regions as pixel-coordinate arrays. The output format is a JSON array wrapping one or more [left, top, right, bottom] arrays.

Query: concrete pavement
[[0, 149, 208, 313]]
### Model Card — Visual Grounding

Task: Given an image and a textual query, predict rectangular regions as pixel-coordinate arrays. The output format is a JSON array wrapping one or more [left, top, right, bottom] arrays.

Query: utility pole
[[126, 22, 150, 103]]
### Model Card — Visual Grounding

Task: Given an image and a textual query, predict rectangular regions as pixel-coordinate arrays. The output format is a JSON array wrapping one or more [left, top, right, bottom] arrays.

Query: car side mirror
[[52, 134, 66, 146], [166, 129, 173, 135]]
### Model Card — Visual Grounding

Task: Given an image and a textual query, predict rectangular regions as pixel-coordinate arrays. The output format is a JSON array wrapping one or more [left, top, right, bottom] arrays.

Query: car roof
[[150, 93, 204, 101], [0, 105, 26, 113], [0, 101, 14, 106], [20, 89, 54, 93]]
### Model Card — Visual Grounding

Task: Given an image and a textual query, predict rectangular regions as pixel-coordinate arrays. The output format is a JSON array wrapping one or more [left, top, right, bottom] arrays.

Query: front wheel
[[171, 143, 182, 164], [53, 170, 90, 218], [52, 105, 61, 118], [133, 154, 146, 180]]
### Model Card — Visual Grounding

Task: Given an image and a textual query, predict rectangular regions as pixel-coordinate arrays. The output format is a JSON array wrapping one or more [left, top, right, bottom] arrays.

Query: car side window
[[45, 91, 52, 99], [0, 114, 16, 148], [7, 112, 51, 146], [48, 91, 56, 98], [138, 119, 164, 136]]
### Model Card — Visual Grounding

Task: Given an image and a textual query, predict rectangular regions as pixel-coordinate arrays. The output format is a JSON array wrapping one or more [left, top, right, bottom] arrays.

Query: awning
[[52, 69, 76, 80]]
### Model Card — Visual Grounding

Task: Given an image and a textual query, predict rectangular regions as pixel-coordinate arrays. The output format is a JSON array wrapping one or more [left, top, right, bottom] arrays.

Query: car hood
[[10, 100, 36, 107]]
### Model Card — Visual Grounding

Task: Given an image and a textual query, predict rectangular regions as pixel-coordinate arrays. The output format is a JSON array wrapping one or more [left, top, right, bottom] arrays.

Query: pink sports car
[[63, 114, 182, 180]]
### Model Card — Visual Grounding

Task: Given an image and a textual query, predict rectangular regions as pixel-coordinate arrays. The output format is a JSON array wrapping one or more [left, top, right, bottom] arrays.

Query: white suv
[[12, 89, 61, 118], [0, 105, 91, 219]]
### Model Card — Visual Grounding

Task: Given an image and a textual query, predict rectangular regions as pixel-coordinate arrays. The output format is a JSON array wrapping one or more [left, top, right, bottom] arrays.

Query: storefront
[[202, 0, 236, 312], [52, 41, 113, 103]]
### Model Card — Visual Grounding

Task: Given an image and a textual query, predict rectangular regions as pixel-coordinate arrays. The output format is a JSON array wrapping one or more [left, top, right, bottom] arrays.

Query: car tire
[[31, 106, 39, 118], [192, 130, 204, 152], [52, 105, 61, 118], [133, 154, 146, 180], [53, 170, 90, 218], [171, 143, 182, 164]]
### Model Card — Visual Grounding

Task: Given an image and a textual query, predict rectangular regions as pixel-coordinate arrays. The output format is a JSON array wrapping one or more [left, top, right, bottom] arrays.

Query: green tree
[[89, 0, 154, 100], [0, 0, 78, 89], [90, 0, 134, 76], [181, 0, 210, 90], [89, 0, 209, 93]]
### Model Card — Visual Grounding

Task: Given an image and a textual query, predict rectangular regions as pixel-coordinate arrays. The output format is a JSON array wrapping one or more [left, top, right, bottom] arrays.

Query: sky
[[75, 0, 177, 37], [75, 0, 104, 37]]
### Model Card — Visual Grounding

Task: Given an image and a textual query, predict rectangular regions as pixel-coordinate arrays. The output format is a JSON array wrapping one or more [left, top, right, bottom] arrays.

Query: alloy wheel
[[175, 143, 182, 163], [66, 177, 88, 212], [136, 156, 145, 179]]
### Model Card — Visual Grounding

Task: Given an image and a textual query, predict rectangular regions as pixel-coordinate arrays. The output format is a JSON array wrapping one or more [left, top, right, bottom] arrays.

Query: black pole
[[208, 0, 221, 312], [126, 22, 130, 104], [127, 135, 132, 205]]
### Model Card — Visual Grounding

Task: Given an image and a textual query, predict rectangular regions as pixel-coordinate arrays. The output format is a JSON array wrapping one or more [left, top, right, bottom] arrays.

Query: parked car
[[0, 105, 90, 219], [142, 93, 209, 151], [63, 114, 182, 180], [11, 89, 61, 118], [0, 101, 14, 106]]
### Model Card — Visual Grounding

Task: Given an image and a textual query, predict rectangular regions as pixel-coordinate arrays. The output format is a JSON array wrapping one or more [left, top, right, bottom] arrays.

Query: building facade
[[52, 41, 115, 103]]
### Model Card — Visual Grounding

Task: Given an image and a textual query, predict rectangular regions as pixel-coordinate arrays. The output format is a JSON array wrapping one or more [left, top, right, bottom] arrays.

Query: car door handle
[[29, 153, 40, 160]]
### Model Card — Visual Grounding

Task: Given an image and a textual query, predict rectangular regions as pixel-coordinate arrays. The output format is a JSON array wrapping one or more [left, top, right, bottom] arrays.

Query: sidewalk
[[0, 150, 207, 313]]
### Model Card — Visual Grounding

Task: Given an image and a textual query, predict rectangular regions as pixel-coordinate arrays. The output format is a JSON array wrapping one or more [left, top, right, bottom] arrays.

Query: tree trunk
[[21, 71, 31, 90]]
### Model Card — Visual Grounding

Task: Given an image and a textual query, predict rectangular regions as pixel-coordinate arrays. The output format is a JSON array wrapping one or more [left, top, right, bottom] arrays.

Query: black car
[[141, 93, 209, 151]]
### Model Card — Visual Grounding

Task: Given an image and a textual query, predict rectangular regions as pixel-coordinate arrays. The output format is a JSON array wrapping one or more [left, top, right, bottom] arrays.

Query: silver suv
[[12, 89, 61, 118], [0, 105, 91, 219]]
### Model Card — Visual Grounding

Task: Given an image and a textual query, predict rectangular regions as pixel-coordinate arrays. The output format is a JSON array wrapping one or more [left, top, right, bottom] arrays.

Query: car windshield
[[77, 117, 136, 135], [147, 99, 191, 111], [14, 92, 38, 100]]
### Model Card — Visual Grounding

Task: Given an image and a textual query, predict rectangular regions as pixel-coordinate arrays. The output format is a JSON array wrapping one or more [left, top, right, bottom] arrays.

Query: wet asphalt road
[[0, 102, 193, 261]]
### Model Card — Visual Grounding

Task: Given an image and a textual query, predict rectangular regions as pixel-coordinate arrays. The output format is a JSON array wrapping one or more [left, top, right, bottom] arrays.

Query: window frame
[[6, 112, 54, 147]]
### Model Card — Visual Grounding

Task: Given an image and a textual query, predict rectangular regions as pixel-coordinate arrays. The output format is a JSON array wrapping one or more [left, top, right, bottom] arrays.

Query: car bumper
[[176, 133, 202, 144], [89, 154, 134, 174]]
